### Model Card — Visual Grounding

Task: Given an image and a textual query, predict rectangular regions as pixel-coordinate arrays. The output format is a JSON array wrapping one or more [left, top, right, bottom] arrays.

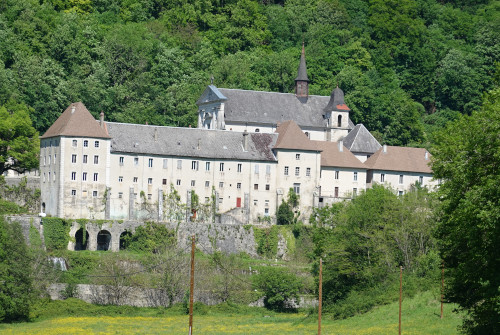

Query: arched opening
[[255, 128, 260, 133], [97, 230, 111, 251], [75, 228, 89, 251], [304, 132, 309, 138], [41, 202, 46, 213], [337, 115, 342, 127], [119, 231, 133, 250]]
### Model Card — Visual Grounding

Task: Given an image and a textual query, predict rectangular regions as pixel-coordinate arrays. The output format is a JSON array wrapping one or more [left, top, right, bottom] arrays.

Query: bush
[[254, 267, 302, 312], [42, 218, 71, 251]]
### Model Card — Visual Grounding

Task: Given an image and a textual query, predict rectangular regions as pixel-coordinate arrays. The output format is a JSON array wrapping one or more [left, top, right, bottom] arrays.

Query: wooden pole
[[399, 266, 403, 335], [441, 261, 444, 319], [189, 235, 195, 335], [318, 258, 322, 335]]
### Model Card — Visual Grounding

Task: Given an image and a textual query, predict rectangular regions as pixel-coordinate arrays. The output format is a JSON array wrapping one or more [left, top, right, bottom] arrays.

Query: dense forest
[[0, 0, 498, 146]]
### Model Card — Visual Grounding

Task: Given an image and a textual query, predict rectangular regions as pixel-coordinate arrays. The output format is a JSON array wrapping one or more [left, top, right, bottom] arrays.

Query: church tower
[[295, 42, 309, 98]]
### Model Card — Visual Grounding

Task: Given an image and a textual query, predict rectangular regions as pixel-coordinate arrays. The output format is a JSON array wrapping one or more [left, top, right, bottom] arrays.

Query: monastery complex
[[39, 46, 437, 224]]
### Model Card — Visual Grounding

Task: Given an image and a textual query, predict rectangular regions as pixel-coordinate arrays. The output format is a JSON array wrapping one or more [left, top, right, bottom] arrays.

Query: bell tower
[[295, 42, 309, 98]]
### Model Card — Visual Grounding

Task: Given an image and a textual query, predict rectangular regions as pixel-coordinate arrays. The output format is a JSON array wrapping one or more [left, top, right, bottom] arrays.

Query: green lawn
[[0, 291, 461, 334]]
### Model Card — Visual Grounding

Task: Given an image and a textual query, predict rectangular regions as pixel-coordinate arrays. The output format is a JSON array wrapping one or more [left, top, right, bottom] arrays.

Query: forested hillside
[[0, 0, 498, 146]]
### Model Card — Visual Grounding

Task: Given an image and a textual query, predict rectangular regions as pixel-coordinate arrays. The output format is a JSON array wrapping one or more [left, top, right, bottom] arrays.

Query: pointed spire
[[295, 41, 309, 82], [295, 42, 309, 98]]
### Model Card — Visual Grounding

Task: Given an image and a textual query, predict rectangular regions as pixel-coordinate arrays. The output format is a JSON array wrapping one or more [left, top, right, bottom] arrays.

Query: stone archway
[[97, 230, 112, 251], [75, 228, 89, 251], [119, 231, 133, 250]]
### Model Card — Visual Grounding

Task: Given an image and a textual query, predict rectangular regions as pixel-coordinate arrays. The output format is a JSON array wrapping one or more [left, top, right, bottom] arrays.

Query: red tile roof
[[312, 141, 366, 169], [365, 146, 432, 173], [41, 102, 110, 139]]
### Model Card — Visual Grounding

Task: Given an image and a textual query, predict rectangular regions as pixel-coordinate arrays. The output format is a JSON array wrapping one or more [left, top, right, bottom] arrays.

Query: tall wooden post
[[318, 258, 323, 335], [189, 235, 195, 335], [441, 261, 444, 319], [399, 266, 403, 335]]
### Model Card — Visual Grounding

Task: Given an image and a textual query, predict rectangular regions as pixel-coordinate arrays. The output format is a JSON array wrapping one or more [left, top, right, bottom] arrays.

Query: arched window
[[305, 132, 309, 138], [255, 128, 260, 133], [337, 115, 342, 127]]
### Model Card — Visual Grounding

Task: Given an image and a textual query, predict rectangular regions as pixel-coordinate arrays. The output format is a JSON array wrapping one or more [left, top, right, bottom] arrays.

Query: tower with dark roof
[[295, 42, 309, 98]]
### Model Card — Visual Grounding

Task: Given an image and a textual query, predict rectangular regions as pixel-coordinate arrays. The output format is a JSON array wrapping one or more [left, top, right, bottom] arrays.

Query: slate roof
[[324, 86, 350, 112], [41, 102, 110, 139], [313, 141, 367, 169], [295, 43, 309, 82], [106, 122, 277, 161], [274, 121, 320, 151], [343, 124, 381, 154], [196, 85, 227, 105], [217, 86, 354, 129], [364, 146, 432, 173]]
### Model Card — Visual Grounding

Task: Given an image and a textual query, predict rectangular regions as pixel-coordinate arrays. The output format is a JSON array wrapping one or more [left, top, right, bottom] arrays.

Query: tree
[[0, 218, 33, 322], [0, 101, 39, 175], [254, 266, 302, 311], [277, 188, 299, 225], [431, 87, 500, 334]]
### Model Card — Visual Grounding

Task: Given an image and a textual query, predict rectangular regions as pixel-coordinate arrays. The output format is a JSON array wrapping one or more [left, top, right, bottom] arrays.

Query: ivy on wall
[[43, 218, 71, 251], [253, 226, 280, 258]]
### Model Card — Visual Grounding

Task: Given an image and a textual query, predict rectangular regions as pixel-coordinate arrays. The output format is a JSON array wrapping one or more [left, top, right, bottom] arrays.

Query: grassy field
[[0, 291, 461, 334]]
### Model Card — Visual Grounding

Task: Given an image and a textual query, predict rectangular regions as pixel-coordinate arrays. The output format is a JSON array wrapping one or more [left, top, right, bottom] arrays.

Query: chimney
[[243, 130, 249, 151], [100, 111, 104, 128], [71, 105, 76, 114], [154, 128, 158, 142], [383, 144, 387, 154], [338, 140, 343, 152], [425, 151, 429, 160], [197, 138, 201, 150]]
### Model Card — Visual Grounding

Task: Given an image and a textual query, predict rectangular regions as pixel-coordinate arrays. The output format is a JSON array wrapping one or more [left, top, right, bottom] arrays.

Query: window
[[118, 176, 123, 182], [133, 177, 138, 183], [306, 168, 311, 177], [148, 178, 152, 185], [72, 140, 77, 147], [54, 154, 56, 164], [93, 191, 98, 197], [266, 165, 271, 175], [254, 184, 259, 190], [148, 158, 153, 167], [43, 173, 45, 182], [253, 199, 258, 206], [71, 189, 76, 196], [335, 170, 339, 180], [305, 132, 309, 138], [43, 156, 46, 166], [71, 172, 76, 181], [219, 182, 224, 188], [337, 115, 342, 127], [83, 155, 88, 164], [94, 141, 99, 148], [176, 179, 181, 186], [205, 197, 210, 203], [192, 161, 199, 170], [82, 172, 87, 181], [353, 188, 357, 197], [284, 166, 289, 176], [334, 187, 339, 198], [72, 154, 77, 163], [237, 163, 242, 172], [353, 171, 358, 181], [53, 172, 57, 181], [205, 181, 210, 188], [48, 172, 51, 181], [293, 183, 300, 194], [255, 128, 260, 132], [219, 162, 224, 171], [48, 155, 51, 165], [254, 164, 259, 174], [163, 159, 168, 169], [296, 154, 300, 160], [419, 176, 424, 185], [398, 190, 404, 196], [162, 179, 167, 185], [134, 157, 139, 166], [191, 180, 195, 187], [119, 156, 124, 166], [83, 140, 88, 147], [399, 175, 404, 184], [206, 162, 210, 171], [118, 192, 123, 199], [93, 173, 98, 182], [177, 160, 182, 169], [237, 183, 241, 189], [265, 200, 270, 207], [147, 194, 152, 200], [94, 155, 99, 164], [266, 184, 270, 191], [265, 208, 269, 215], [380, 173, 385, 182], [295, 167, 300, 176]]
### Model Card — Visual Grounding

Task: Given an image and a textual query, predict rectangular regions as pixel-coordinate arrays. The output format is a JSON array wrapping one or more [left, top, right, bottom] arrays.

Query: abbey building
[[39, 47, 436, 224]]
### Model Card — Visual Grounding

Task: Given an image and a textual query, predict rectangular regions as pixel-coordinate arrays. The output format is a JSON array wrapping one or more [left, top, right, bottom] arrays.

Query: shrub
[[254, 267, 302, 312]]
